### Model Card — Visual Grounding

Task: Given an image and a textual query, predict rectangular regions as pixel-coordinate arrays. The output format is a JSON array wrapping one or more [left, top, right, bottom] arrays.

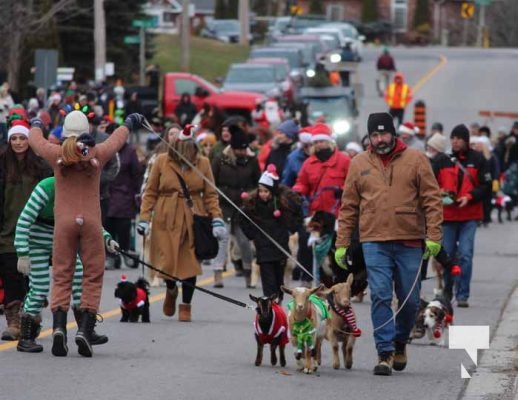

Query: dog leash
[[118, 248, 255, 310], [139, 118, 315, 280]]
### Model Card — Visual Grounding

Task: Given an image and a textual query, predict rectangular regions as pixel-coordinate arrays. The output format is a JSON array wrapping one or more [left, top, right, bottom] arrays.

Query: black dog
[[114, 276, 151, 323], [307, 211, 367, 296]]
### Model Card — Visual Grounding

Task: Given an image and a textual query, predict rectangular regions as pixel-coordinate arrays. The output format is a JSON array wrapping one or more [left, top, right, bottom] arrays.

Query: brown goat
[[249, 294, 288, 367], [281, 284, 327, 374], [323, 274, 361, 370]]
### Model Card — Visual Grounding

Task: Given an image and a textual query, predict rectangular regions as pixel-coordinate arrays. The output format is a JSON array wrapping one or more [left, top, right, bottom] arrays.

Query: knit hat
[[345, 141, 363, 154], [178, 124, 197, 141], [450, 124, 470, 142], [311, 123, 334, 142], [229, 125, 249, 149], [277, 119, 299, 142], [398, 121, 419, 136], [426, 132, 447, 153], [298, 126, 313, 144], [431, 122, 444, 133], [62, 110, 89, 138], [8, 125, 29, 141], [367, 112, 396, 136], [258, 164, 279, 191]]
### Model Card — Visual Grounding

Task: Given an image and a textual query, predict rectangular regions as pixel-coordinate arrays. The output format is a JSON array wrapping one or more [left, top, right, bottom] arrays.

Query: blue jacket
[[281, 147, 308, 187]]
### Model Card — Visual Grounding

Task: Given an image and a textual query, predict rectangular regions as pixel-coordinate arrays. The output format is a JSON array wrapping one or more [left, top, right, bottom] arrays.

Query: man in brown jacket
[[334, 112, 443, 376]]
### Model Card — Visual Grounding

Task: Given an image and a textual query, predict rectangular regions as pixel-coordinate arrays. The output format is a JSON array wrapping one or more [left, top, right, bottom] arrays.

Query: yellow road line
[[0, 270, 235, 352], [412, 54, 448, 94]]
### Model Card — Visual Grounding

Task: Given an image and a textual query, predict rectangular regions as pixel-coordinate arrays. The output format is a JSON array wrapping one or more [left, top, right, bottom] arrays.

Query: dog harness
[[121, 287, 147, 310], [254, 303, 289, 345]]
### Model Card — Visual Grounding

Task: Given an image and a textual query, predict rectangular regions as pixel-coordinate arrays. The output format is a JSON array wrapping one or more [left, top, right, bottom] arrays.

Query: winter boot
[[393, 341, 407, 371], [373, 351, 394, 376], [75, 309, 96, 357], [73, 308, 108, 346], [213, 270, 224, 288], [163, 287, 178, 317], [17, 313, 43, 353], [1, 301, 22, 341], [178, 303, 191, 322], [51, 308, 68, 357]]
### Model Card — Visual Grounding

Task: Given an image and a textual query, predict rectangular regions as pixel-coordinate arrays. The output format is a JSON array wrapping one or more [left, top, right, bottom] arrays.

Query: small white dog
[[423, 297, 454, 346]]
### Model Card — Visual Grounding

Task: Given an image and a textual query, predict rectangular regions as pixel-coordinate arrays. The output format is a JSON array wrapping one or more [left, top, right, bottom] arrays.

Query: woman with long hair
[[0, 125, 51, 341]]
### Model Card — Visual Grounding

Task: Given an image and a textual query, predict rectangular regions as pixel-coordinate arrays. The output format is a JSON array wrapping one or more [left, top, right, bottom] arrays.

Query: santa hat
[[8, 125, 29, 141], [345, 141, 363, 154], [178, 124, 197, 141], [311, 123, 334, 142], [259, 164, 279, 191], [298, 126, 313, 144], [398, 121, 419, 136], [62, 110, 89, 138]]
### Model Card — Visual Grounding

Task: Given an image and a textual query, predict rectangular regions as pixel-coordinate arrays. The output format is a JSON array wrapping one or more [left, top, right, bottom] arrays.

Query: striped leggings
[[23, 223, 83, 316]]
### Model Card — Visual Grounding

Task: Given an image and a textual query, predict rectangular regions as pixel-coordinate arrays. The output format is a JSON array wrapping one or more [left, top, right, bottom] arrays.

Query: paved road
[[1, 47, 517, 400]]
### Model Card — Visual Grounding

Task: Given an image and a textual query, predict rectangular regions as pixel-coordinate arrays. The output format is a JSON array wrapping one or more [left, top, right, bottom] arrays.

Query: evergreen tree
[[362, 0, 378, 23], [414, 0, 431, 29]]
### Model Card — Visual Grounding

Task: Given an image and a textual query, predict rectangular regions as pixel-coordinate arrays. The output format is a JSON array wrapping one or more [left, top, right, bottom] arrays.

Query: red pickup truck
[[162, 72, 265, 122]]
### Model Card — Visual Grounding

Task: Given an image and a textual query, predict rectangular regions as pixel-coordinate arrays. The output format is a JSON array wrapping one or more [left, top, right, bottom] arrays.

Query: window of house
[[392, 0, 408, 32]]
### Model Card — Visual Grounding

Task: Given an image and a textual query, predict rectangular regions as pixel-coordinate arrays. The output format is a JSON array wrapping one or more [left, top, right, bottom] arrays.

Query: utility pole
[[238, 0, 249, 45], [476, 3, 487, 47], [94, 0, 106, 82], [139, 26, 146, 85], [181, 0, 190, 71]]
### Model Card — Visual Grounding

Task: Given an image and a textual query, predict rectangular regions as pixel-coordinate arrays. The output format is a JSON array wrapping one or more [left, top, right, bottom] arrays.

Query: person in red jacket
[[384, 72, 412, 127], [434, 124, 491, 307]]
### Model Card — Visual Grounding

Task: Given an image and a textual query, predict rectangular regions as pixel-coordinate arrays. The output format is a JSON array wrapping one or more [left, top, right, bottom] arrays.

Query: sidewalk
[[460, 284, 518, 400]]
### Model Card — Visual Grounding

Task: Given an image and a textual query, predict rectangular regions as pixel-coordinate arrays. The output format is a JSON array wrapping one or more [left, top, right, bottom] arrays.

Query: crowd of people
[[0, 79, 518, 376]]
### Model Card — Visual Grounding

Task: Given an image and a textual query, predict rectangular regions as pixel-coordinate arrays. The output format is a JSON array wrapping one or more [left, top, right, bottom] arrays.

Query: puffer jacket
[[336, 143, 443, 247]]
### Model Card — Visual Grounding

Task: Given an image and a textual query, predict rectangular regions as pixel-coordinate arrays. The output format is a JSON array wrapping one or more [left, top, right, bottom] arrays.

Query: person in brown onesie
[[28, 111, 144, 357]]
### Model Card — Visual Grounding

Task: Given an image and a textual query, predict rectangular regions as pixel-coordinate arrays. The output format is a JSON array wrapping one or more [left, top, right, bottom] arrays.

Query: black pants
[[389, 108, 405, 127], [0, 252, 26, 305], [105, 217, 132, 251], [166, 277, 196, 304], [259, 260, 286, 302], [292, 227, 313, 283]]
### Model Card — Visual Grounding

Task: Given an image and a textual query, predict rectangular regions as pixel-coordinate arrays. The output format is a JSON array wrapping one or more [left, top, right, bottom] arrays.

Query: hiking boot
[[163, 287, 178, 317], [373, 351, 394, 376], [393, 341, 407, 371], [1, 301, 21, 341], [73, 307, 108, 346], [17, 313, 43, 353], [75, 309, 96, 357]]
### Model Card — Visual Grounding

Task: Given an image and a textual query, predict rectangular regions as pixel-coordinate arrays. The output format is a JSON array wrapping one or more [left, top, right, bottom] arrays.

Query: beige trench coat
[[140, 153, 222, 280]]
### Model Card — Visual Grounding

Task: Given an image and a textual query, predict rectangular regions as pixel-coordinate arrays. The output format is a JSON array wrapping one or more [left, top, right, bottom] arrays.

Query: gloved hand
[[17, 256, 31, 275], [334, 247, 348, 270], [137, 220, 150, 236], [105, 238, 120, 254], [123, 113, 145, 131], [30, 117, 45, 130], [424, 240, 441, 259], [212, 218, 227, 240]]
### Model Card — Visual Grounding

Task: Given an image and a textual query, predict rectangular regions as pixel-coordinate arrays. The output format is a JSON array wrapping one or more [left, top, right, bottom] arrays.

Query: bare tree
[[0, 0, 79, 92], [488, 0, 518, 47]]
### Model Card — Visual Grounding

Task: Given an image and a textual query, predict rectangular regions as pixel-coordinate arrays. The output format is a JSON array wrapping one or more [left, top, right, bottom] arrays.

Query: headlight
[[333, 120, 351, 135], [306, 69, 316, 78], [329, 53, 342, 63]]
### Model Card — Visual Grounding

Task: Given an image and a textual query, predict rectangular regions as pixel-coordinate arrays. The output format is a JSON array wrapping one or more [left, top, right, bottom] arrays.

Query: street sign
[[124, 35, 141, 44], [461, 2, 475, 19], [132, 17, 158, 29]]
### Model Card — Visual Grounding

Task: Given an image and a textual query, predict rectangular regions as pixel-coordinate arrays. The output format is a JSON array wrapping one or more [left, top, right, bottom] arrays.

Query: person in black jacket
[[240, 165, 302, 303], [174, 93, 198, 127]]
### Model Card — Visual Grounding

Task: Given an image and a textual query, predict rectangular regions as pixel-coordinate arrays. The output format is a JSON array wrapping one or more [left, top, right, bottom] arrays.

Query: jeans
[[441, 220, 478, 301], [362, 242, 422, 354]]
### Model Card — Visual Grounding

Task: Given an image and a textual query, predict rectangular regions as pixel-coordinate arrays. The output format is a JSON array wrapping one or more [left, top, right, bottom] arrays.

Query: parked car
[[200, 19, 253, 43], [222, 63, 284, 101], [272, 34, 333, 62], [320, 22, 365, 60], [249, 47, 305, 84], [299, 86, 359, 147]]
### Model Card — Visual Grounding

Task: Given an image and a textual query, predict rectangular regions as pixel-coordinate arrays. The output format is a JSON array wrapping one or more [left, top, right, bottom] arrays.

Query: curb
[[461, 285, 518, 400]]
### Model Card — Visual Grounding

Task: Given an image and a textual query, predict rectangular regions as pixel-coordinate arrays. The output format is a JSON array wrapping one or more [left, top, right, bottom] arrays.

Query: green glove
[[334, 247, 348, 270], [424, 240, 441, 259]]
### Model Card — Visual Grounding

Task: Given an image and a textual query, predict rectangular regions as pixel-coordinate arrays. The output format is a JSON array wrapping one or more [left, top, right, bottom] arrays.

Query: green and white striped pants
[[23, 223, 83, 316]]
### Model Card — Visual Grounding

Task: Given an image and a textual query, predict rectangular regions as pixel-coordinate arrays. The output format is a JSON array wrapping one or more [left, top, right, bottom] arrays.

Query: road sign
[[132, 17, 158, 29], [461, 2, 475, 19], [124, 35, 141, 45]]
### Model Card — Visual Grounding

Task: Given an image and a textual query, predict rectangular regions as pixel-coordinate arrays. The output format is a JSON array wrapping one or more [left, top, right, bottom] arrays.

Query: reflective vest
[[386, 83, 411, 108]]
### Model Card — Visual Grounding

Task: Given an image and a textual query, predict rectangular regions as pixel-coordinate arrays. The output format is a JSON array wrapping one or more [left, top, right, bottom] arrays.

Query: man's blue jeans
[[362, 242, 422, 354], [441, 220, 478, 302]]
